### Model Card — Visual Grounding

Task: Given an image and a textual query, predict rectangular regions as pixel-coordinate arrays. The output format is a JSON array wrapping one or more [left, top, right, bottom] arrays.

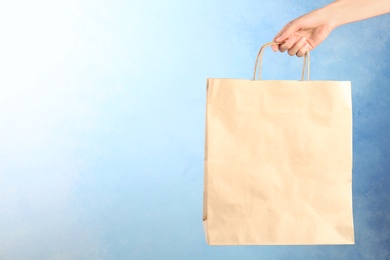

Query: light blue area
[[0, 0, 389, 259]]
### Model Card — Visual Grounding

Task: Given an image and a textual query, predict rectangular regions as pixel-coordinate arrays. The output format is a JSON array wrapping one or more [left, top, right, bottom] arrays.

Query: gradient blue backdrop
[[0, 0, 389, 259]]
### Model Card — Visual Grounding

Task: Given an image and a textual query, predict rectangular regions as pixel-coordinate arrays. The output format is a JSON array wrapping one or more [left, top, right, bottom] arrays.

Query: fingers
[[278, 35, 299, 53], [272, 35, 311, 57], [272, 18, 313, 55], [288, 37, 307, 56], [273, 20, 300, 43], [273, 27, 284, 42], [272, 24, 289, 52], [297, 43, 310, 57]]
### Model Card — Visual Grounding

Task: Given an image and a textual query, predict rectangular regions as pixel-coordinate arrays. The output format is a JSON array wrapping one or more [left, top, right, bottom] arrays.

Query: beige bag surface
[[203, 42, 354, 245]]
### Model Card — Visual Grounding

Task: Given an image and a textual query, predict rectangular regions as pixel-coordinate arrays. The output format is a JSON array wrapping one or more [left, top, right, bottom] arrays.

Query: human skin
[[272, 0, 390, 57]]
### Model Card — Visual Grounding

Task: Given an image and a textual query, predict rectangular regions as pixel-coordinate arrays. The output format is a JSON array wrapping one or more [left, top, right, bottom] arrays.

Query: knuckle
[[285, 21, 293, 29], [286, 36, 294, 43]]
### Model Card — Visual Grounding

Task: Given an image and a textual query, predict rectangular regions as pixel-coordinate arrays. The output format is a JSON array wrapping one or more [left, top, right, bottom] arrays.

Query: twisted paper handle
[[253, 42, 310, 81]]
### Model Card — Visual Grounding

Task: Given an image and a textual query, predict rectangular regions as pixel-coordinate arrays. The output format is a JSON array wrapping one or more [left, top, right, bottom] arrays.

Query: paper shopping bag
[[203, 42, 354, 245]]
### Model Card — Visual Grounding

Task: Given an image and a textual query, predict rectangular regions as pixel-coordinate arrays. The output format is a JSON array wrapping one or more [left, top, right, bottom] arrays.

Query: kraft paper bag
[[203, 42, 354, 245]]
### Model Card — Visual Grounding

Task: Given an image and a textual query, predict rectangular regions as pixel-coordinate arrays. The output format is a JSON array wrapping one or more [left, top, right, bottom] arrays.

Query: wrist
[[319, 1, 345, 29]]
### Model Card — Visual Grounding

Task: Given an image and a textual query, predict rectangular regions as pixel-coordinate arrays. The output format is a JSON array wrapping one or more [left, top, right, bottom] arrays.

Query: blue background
[[0, 0, 389, 259]]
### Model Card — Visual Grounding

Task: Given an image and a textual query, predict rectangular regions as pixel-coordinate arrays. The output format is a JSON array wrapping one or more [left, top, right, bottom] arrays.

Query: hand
[[272, 8, 335, 57]]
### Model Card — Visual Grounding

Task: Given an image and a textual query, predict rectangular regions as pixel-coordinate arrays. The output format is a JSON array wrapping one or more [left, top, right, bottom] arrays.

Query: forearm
[[272, 0, 390, 55], [323, 0, 390, 28]]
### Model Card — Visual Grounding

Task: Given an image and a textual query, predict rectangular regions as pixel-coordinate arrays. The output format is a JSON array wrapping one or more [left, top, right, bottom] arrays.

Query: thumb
[[273, 20, 301, 43]]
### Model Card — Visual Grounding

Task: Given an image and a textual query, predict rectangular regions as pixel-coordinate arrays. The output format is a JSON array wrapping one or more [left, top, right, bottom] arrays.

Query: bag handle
[[252, 42, 310, 81]]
